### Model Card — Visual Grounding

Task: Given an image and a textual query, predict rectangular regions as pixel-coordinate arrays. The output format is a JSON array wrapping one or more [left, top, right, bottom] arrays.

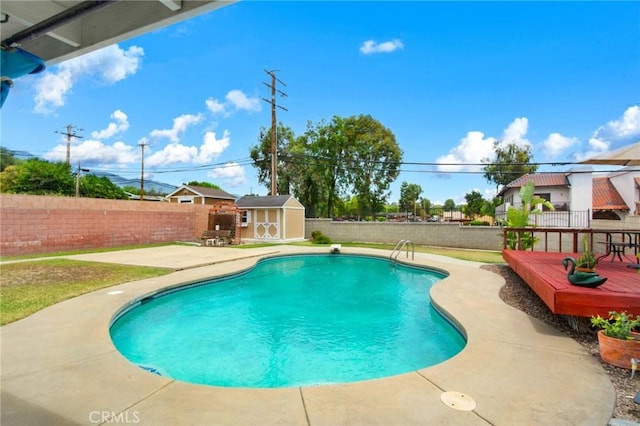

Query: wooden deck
[[503, 250, 640, 317]]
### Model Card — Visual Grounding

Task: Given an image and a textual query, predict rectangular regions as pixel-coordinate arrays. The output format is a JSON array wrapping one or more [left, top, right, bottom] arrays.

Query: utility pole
[[75, 164, 89, 197], [262, 69, 287, 196], [55, 124, 83, 165], [139, 140, 147, 201]]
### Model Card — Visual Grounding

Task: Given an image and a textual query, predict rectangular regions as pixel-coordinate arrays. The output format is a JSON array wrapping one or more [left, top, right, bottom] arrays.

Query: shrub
[[470, 220, 490, 226], [310, 230, 332, 244]]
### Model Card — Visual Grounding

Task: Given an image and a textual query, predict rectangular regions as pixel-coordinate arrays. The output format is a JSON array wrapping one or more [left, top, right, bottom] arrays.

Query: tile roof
[[592, 177, 629, 211], [498, 173, 568, 196]]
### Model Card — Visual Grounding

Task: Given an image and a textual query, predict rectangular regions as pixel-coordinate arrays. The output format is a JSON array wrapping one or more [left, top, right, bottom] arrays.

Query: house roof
[[236, 195, 295, 208], [592, 177, 629, 211], [166, 185, 237, 200], [498, 173, 569, 196]]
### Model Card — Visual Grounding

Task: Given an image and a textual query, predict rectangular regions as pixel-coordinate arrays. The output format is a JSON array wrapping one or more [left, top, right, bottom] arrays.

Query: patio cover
[[579, 142, 640, 166]]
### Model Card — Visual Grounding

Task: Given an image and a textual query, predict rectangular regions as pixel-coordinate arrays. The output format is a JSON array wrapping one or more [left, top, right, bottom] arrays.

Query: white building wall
[[567, 168, 593, 213], [609, 168, 640, 215]]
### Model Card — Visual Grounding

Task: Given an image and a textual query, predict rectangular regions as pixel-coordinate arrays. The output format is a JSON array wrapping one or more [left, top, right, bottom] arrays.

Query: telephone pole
[[262, 69, 287, 196], [55, 124, 83, 165], [139, 140, 147, 201]]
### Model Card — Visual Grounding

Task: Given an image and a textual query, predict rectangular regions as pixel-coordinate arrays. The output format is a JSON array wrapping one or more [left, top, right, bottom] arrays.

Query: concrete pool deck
[[1, 245, 615, 425]]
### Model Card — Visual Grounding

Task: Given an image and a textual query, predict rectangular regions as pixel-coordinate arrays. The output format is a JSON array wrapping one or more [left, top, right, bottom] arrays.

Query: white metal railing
[[390, 239, 415, 263]]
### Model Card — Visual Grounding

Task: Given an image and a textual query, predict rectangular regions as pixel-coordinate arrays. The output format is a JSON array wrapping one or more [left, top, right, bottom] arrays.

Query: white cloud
[[150, 113, 203, 143], [592, 105, 640, 142], [435, 117, 532, 174], [436, 131, 496, 173], [541, 133, 578, 160], [197, 130, 231, 163], [91, 110, 130, 139], [498, 117, 531, 149], [146, 142, 198, 167], [205, 98, 225, 114], [34, 44, 143, 114], [359, 39, 404, 55], [206, 90, 261, 117], [575, 105, 640, 161], [226, 90, 261, 112], [146, 129, 231, 167], [43, 139, 137, 166], [207, 162, 246, 187]]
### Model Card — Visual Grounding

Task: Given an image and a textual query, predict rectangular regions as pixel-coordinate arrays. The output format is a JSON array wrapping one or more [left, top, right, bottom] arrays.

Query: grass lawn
[[0, 259, 171, 325]]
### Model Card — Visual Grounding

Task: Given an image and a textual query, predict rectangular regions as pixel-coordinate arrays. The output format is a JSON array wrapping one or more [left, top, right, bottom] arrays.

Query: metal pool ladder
[[390, 239, 415, 263]]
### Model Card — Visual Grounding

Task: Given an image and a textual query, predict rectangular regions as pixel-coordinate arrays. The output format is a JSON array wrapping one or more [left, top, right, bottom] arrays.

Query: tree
[[399, 182, 422, 219], [482, 142, 538, 191], [420, 197, 431, 218], [443, 199, 456, 211], [185, 181, 221, 189], [0, 158, 74, 195], [80, 175, 128, 199], [464, 190, 485, 219], [0, 147, 19, 172], [250, 115, 402, 219], [344, 115, 403, 220]]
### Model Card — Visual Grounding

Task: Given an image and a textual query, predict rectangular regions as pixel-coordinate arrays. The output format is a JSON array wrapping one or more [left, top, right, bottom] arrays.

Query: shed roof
[[592, 177, 629, 211], [236, 195, 295, 208]]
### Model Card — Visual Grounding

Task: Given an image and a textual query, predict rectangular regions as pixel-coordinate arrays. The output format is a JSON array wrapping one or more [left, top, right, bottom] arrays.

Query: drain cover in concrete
[[440, 391, 476, 411]]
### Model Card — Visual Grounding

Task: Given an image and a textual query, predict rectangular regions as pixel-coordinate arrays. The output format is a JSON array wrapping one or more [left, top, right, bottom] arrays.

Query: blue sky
[[2, 1, 639, 205]]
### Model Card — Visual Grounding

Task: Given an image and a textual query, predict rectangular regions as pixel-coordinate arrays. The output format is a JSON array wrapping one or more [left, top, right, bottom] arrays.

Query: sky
[[2, 1, 639, 205]]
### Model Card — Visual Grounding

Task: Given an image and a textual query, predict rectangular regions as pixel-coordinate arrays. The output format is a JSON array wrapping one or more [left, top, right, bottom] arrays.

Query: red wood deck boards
[[502, 250, 640, 317]]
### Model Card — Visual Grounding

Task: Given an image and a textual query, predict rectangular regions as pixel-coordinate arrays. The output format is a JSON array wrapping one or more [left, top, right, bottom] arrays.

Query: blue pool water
[[110, 254, 465, 388]]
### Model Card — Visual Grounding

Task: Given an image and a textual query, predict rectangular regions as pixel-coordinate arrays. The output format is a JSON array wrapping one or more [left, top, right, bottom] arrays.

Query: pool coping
[[1, 245, 615, 425]]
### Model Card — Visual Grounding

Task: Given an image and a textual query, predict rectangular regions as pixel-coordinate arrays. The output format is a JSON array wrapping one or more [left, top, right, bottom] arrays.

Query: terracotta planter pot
[[597, 330, 640, 369]]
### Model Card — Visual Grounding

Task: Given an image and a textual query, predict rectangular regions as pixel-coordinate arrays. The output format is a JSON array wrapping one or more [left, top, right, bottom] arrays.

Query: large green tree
[[399, 182, 422, 218], [250, 115, 403, 219], [80, 175, 128, 199], [482, 142, 538, 191], [0, 158, 74, 195], [343, 115, 403, 220], [443, 198, 456, 211], [463, 190, 485, 219]]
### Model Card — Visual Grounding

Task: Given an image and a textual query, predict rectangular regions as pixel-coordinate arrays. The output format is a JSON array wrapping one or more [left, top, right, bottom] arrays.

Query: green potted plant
[[576, 235, 597, 272], [591, 311, 640, 369]]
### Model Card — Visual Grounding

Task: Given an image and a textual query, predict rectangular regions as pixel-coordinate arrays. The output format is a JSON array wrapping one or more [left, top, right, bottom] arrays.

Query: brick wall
[[0, 194, 211, 257]]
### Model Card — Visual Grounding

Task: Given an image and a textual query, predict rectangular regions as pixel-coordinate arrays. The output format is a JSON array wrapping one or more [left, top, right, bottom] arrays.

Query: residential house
[[496, 167, 640, 227], [165, 185, 237, 206]]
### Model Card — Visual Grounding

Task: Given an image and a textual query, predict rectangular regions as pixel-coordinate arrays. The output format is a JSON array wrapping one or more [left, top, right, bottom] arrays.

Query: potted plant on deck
[[591, 311, 640, 369]]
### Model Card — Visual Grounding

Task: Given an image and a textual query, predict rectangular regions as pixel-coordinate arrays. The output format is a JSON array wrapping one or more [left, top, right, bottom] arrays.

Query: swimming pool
[[110, 254, 465, 388]]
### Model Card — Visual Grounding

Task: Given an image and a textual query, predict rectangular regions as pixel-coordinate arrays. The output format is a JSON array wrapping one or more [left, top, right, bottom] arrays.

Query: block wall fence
[[3, 195, 636, 257], [0, 194, 210, 257], [305, 219, 503, 251]]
